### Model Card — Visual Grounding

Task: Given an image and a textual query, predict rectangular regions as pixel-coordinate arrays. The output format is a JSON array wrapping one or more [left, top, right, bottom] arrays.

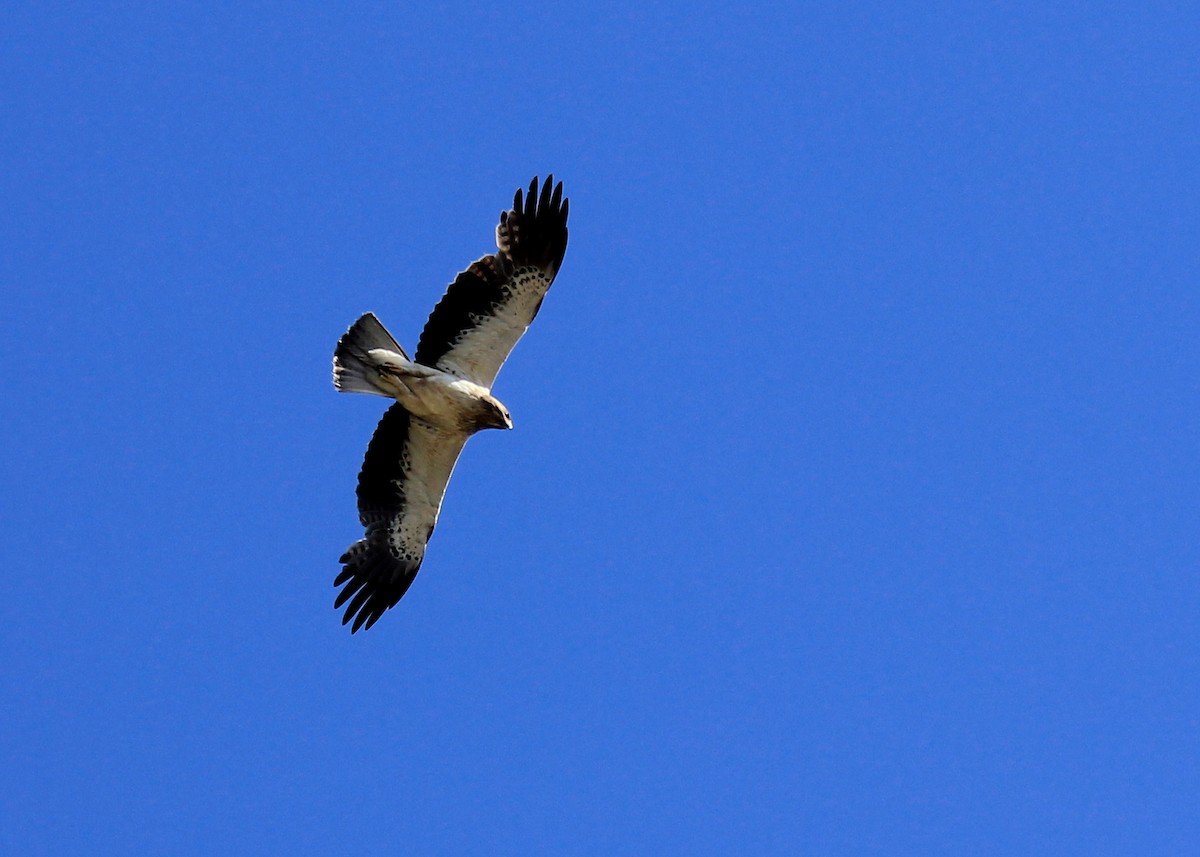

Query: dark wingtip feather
[[363, 609, 385, 632], [333, 577, 366, 609], [343, 586, 373, 623], [334, 533, 422, 633], [491, 175, 569, 276]]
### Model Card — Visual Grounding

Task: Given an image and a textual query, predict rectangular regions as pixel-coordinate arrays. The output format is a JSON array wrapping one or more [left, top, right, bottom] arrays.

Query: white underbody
[[365, 348, 505, 432]]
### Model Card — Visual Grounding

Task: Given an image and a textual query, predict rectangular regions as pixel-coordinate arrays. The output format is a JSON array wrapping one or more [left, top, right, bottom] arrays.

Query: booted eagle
[[331, 176, 569, 632]]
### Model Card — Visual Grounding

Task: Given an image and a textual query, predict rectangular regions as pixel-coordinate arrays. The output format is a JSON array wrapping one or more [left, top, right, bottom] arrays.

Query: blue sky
[[2, 2, 1197, 854]]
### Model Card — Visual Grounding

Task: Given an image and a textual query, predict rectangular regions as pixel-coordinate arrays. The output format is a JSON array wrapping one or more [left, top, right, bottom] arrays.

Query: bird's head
[[480, 395, 514, 431]]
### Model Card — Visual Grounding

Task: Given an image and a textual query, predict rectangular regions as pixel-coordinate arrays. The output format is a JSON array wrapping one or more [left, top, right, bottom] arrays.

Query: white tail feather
[[333, 313, 410, 395]]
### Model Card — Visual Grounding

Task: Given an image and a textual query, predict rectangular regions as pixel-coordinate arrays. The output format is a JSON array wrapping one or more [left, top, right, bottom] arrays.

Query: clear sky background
[[2, 2, 1197, 854]]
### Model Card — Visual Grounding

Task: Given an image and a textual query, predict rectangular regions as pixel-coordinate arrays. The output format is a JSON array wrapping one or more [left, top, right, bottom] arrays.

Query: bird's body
[[350, 344, 508, 433], [331, 177, 568, 632]]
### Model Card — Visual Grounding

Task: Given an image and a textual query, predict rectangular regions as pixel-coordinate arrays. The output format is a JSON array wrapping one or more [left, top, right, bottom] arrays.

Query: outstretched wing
[[414, 176, 569, 388], [335, 404, 469, 632]]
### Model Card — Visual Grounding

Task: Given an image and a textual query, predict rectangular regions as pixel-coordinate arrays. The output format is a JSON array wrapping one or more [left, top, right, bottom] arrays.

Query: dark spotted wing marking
[[414, 176, 569, 388], [334, 404, 468, 632]]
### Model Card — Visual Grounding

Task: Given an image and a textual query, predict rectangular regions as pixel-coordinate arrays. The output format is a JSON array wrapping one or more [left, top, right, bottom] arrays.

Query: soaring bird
[[331, 177, 569, 632]]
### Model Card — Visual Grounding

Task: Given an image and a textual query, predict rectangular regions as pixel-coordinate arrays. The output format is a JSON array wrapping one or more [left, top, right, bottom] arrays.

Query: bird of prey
[[331, 176, 569, 632]]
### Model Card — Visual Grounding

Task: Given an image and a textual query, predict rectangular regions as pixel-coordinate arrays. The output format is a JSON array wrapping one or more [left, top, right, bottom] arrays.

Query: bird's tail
[[333, 313, 410, 395]]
